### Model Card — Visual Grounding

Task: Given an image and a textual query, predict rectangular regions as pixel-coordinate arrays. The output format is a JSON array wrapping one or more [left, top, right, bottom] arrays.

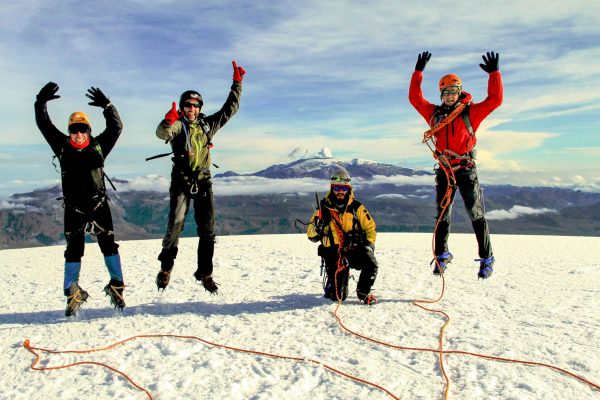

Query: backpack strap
[[348, 200, 363, 233], [320, 198, 336, 246], [461, 103, 474, 137]]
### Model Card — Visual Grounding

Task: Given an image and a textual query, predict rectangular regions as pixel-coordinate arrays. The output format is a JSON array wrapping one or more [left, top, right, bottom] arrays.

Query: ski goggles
[[183, 102, 201, 108], [331, 184, 351, 193], [330, 176, 351, 184], [68, 123, 90, 134]]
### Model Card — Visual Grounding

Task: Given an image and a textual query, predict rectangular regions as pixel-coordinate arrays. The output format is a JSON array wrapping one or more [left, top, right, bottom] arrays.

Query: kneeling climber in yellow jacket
[[307, 169, 378, 305]]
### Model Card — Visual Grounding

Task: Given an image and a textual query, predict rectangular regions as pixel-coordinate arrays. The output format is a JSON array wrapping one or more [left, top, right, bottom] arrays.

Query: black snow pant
[[159, 178, 215, 278], [319, 244, 379, 300], [63, 200, 119, 262], [434, 165, 493, 259]]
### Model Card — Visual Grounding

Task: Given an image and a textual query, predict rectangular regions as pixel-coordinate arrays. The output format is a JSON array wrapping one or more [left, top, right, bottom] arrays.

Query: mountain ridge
[[1, 158, 598, 249]]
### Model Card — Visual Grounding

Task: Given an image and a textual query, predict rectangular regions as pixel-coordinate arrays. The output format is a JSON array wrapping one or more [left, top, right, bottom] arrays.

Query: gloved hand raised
[[86, 87, 111, 108], [415, 51, 431, 72], [479, 51, 499, 73], [37, 82, 60, 103], [164, 102, 181, 125], [232, 60, 246, 82]]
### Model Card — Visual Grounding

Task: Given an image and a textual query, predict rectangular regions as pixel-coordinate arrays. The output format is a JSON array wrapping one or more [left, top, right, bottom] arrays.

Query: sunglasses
[[441, 89, 460, 97], [184, 102, 201, 109], [69, 124, 90, 134], [331, 184, 350, 193]]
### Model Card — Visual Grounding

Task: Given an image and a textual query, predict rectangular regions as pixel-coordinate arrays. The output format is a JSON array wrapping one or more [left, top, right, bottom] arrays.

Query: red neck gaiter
[[69, 137, 91, 149]]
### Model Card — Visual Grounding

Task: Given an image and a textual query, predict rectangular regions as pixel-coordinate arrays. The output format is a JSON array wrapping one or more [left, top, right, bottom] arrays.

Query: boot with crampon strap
[[65, 284, 89, 317], [357, 290, 377, 305], [104, 279, 126, 310], [477, 256, 494, 279], [156, 269, 172, 291], [431, 251, 453, 275], [194, 272, 219, 294]]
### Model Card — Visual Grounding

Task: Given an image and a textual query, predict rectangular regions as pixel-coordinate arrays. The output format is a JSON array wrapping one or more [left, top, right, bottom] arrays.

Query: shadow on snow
[[0, 292, 328, 326]]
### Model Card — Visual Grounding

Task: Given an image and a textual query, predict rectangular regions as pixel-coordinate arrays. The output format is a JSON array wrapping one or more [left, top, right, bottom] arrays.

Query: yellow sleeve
[[307, 209, 320, 242], [357, 205, 376, 245]]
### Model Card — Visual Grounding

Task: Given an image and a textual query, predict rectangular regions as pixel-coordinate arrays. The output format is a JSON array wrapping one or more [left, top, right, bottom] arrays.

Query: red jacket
[[409, 70, 503, 162]]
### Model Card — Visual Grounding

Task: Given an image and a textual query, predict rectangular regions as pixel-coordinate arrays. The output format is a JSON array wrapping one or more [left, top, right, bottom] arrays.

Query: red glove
[[232, 60, 246, 82], [164, 102, 181, 125]]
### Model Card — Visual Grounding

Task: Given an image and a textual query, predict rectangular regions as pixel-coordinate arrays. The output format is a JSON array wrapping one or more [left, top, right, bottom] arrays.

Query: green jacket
[[156, 82, 242, 181]]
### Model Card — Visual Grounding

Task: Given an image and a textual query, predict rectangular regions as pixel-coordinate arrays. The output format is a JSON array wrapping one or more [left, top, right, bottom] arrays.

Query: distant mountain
[[1, 158, 598, 249], [215, 157, 432, 180]]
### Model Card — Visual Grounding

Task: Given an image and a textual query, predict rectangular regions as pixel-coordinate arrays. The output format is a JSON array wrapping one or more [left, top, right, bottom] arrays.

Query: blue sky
[[1, 0, 599, 197]]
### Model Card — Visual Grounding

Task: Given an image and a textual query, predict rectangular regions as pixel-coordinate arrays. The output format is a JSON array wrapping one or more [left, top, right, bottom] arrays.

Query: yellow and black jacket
[[307, 191, 376, 248]]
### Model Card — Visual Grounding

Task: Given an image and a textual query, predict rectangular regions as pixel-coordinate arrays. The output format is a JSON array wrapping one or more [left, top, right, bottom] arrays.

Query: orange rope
[[330, 209, 350, 302], [422, 103, 466, 144], [23, 331, 402, 400], [323, 128, 600, 399], [415, 158, 456, 399], [328, 160, 600, 396], [22, 186, 600, 399]]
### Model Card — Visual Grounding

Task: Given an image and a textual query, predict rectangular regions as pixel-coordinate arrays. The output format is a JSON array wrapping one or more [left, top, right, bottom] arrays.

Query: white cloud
[[114, 175, 170, 193], [214, 176, 324, 196], [1, 1, 600, 195], [486, 205, 557, 220], [0, 200, 42, 212], [110, 173, 435, 197], [374, 194, 408, 199], [539, 175, 600, 192], [213, 173, 434, 196], [287, 147, 310, 160], [287, 147, 334, 161], [317, 148, 332, 158]]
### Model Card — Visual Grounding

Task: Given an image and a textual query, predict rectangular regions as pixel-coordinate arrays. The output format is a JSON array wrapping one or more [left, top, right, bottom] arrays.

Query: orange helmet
[[439, 74, 462, 91], [68, 111, 91, 128]]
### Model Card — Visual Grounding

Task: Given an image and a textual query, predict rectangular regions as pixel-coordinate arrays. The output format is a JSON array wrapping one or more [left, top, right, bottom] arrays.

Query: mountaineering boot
[[323, 275, 333, 299], [194, 273, 219, 294], [195, 237, 218, 293], [156, 269, 172, 291], [156, 247, 178, 290], [357, 290, 377, 305], [477, 256, 495, 279], [330, 268, 348, 301], [104, 279, 126, 310], [431, 251, 453, 275], [65, 284, 89, 317]]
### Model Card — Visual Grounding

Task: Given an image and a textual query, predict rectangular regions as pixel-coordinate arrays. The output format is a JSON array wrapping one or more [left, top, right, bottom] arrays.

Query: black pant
[[161, 179, 215, 277], [63, 200, 119, 262], [320, 245, 379, 296], [434, 166, 492, 258]]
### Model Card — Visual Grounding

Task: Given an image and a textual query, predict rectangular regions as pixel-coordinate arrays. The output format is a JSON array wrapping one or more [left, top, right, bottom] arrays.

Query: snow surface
[[1, 233, 599, 400]]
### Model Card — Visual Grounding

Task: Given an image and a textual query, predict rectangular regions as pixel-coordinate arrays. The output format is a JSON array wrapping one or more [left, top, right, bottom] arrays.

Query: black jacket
[[35, 102, 123, 210]]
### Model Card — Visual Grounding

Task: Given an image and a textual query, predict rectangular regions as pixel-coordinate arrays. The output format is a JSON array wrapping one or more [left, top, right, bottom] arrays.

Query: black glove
[[86, 87, 111, 108], [313, 217, 324, 236], [415, 51, 431, 72], [364, 242, 375, 254], [479, 51, 499, 73], [37, 82, 60, 103]]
